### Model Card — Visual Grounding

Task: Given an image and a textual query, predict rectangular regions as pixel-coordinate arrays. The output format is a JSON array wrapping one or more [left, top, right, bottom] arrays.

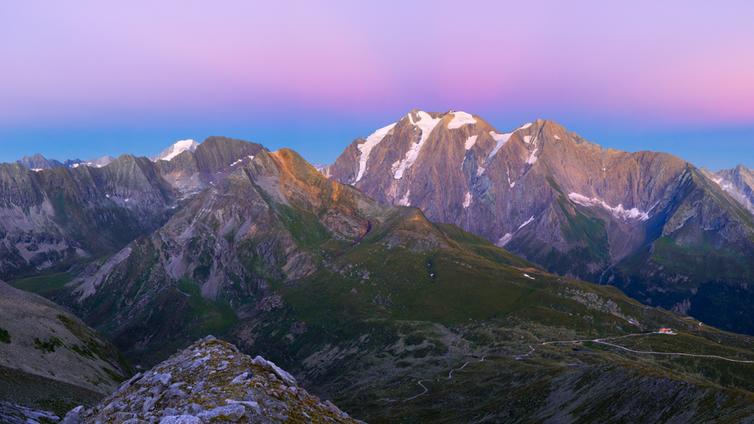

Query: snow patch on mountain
[[518, 216, 535, 230], [155, 139, 199, 162], [497, 233, 513, 247], [463, 192, 472, 208], [712, 176, 754, 214], [526, 148, 539, 165], [355, 122, 396, 183], [85, 156, 114, 168], [496, 216, 535, 247], [519, 122, 533, 130], [464, 135, 478, 150], [392, 111, 441, 180], [487, 131, 512, 162], [569, 193, 650, 221], [398, 190, 411, 206], [447, 111, 476, 129]]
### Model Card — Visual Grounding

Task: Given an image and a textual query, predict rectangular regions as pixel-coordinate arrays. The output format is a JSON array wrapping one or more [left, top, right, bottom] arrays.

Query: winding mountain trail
[[403, 331, 754, 403], [404, 380, 430, 402], [536, 332, 754, 364], [405, 356, 487, 401]]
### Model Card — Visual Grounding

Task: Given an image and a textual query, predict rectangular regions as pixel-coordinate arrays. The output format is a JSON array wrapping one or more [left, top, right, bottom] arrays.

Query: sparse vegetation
[[33, 337, 63, 353], [9, 272, 73, 296], [0, 327, 10, 343]]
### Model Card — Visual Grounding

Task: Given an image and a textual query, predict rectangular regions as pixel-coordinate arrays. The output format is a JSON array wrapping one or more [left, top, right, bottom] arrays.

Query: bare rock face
[[711, 165, 754, 214], [64, 337, 360, 424], [0, 155, 176, 280], [154, 136, 266, 197], [327, 111, 754, 334], [16, 153, 65, 170]]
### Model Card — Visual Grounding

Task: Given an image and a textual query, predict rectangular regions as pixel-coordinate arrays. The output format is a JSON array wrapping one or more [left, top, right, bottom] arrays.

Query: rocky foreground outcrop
[[63, 337, 360, 423]]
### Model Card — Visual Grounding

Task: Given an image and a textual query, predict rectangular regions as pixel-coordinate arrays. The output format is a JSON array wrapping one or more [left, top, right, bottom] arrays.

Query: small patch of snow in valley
[[355, 122, 396, 183], [523, 135, 533, 144], [447, 111, 476, 129], [523, 273, 535, 280], [392, 111, 441, 180], [464, 135, 478, 150], [497, 216, 534, 247], [230, 159, 243, 167], [398, 190, 411, 206], [568, 192, 650, 221], [526, 148, 539, 165], [463, 192, 472, 208], [518, 216, 535, 230], [497, 233, 513, 246], [506, 168, 516, 188], [554, 135, 561, 140]]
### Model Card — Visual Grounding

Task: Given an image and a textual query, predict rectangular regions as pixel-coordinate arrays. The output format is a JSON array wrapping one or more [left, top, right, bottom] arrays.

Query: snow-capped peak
[[392, 111, 442, 180], [447, 111, 476, 129], [154, 139, 199, 162]]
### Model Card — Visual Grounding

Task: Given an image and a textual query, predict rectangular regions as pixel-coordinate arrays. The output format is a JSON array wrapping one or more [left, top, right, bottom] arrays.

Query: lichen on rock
[[64, 336, 361, 423]]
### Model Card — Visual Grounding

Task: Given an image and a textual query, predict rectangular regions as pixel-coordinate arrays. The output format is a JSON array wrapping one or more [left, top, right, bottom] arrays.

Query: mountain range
[[2, 121, 754, 422], [327, 110, 754, 335]]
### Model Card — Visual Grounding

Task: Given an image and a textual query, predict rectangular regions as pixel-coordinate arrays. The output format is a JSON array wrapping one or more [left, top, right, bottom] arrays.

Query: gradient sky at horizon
[[1, 0, 753, 169]]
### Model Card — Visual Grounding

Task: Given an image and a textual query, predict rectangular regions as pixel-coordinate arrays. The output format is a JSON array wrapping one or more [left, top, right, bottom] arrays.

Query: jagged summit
[[17, 153, 63, 170]]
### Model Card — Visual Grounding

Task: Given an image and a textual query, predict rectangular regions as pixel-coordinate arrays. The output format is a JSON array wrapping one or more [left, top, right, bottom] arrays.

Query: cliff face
[[0, 138, 267, 282], [327, 111, 754, 334], [0, 156, 176, 280], [63, 337, 360, 424], [712, 165, 754, 215]]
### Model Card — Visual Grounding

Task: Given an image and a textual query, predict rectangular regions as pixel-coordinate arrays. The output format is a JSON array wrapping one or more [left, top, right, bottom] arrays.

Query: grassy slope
[[253, 205, 754, 422]]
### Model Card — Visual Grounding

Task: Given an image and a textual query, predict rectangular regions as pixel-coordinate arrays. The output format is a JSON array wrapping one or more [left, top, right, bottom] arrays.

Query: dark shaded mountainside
[[0, 137, 264, 281], [0, 280, 128, 422], [327, 110, 754, 336], [6, 137, 754, 422]]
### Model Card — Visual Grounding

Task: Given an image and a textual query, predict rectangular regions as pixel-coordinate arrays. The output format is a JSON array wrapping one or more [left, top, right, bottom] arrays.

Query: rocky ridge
[[711, 165, 754, 214], [63, 337, 360, 424]]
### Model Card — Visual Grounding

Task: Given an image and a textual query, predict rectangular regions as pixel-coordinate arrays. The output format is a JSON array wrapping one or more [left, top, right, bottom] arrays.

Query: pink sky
[[0, 1, 753, 167]]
